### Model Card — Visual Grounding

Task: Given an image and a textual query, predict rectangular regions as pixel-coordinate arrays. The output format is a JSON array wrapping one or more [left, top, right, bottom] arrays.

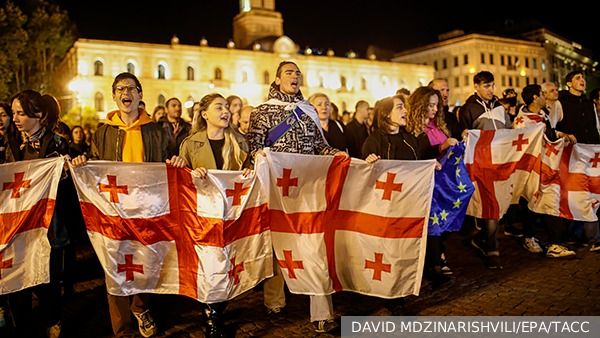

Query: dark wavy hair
[[10, 90, 60, 130]]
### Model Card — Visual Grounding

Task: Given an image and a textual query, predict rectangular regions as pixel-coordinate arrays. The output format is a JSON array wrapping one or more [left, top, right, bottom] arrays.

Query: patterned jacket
[[246, 83, 339, 156], [247, 83, 339, 156]]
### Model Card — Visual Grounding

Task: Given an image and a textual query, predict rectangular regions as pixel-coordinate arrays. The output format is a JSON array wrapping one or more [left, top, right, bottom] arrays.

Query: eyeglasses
[[115, 85, 139, 94]]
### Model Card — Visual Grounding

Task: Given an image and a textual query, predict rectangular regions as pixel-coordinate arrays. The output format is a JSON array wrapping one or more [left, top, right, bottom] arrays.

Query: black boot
[[205, 302, 227, 338]]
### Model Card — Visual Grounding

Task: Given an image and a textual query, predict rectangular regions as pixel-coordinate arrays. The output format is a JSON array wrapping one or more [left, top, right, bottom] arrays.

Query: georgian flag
[[70, 161, 271, 303], [465, 125, 544, 219], [266, 150, 436, 298], [0, 158, 64, 294], [526, 139, 600, 221]]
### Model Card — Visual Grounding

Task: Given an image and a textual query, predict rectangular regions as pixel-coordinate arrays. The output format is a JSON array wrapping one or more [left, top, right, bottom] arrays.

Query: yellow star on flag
[[453, 198, 462, 209], [454, 156, 462, 165], [440, 209, 449, 221], [430, 213, 439, 225], [447, 149, 454, 159], [457, 182, 467, 193], [455, 167, 461, 177]]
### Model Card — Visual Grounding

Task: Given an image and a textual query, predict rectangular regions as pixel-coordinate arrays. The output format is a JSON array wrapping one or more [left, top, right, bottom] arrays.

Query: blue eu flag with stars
[[428, 142, 474, 236]]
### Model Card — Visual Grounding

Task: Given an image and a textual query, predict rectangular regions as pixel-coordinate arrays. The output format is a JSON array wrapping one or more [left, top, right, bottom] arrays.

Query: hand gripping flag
[[0, 158, 64, 294], [69, 161, 271, 303], [266, 150, 436, 298], [429, 143, 475, 236]]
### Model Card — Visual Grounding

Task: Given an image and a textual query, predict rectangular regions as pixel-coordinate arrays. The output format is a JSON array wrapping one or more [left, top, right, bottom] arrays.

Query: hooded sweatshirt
[[105, 110, 153, 162], [459, 94, 511, 131]]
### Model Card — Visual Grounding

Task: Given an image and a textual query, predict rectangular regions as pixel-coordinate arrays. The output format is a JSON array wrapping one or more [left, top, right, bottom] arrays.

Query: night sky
[[55, 0, 599, 59]]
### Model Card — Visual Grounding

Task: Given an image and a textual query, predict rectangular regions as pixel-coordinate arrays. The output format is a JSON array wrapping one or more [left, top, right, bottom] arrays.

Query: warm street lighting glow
[[68, 78, 93, 95]]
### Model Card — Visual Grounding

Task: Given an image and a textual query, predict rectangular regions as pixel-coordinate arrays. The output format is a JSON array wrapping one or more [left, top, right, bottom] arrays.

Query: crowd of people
[[1, 61, 600, 337]]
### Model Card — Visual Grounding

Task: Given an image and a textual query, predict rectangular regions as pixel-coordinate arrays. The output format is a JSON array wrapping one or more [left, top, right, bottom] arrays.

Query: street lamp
[[68, 78, 93, 125]]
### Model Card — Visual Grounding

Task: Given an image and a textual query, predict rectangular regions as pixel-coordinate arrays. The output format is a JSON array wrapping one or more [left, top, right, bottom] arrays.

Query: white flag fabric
[[266, 151, 435, 298], [525, 140, 600, 221], [465, 126, 544, 219], [0, 158, 64, 294], [70, 161, 271, 303]]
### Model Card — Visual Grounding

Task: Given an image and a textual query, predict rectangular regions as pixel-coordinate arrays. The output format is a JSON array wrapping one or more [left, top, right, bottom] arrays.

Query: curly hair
[[406, 86, 449, 137]]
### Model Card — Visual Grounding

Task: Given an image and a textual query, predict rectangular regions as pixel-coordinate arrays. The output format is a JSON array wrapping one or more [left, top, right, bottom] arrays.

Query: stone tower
[[233, 0, 283, 49]]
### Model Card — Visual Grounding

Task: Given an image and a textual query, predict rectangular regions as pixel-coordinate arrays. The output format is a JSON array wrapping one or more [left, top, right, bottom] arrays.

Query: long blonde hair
[[406, 86, 449, 136], [190, 93, 245, 170]]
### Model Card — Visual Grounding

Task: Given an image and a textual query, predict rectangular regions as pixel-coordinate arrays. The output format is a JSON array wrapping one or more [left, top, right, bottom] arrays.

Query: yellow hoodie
[[106, 110, 153, 163]]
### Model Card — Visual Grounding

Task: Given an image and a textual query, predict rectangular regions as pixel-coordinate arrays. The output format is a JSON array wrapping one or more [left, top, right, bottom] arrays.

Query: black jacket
[[323, 119, 348, 153], [556, 90, 600, 144], [346, 118, 369, 158], [458, 94, 511, 131], [158, 117, 191, 158], [361, 128, 435, 161], [443, 106, 462, 139]]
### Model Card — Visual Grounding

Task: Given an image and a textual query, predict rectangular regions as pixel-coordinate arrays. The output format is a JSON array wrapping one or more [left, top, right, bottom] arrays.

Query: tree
[[0, 1, 27, 99], [0, 0, 75, 99]]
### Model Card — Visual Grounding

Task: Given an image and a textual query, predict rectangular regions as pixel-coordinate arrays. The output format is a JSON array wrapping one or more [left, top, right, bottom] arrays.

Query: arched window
[[263, 70, 270, 84], [94, 92, 104, 112], [158, 94, 166, 106], [127, 62, 135, 74], [94, 60, 103, 76], [157, 64, 166, 79], [214, 67, 222, 80], [361, 77, 367, 90], [241, 70, 248, 83], [187, 66, 194, 81], [340, 76, 347, 89]]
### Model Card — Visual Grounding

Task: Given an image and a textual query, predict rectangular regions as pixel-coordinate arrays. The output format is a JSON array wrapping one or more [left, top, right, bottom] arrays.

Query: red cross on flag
[[525, 139, 600, 221], [0, 158, 64, 294], [465, 125, 544, 219], [265, 150, 435, 298], [69, 161, 271, 303]]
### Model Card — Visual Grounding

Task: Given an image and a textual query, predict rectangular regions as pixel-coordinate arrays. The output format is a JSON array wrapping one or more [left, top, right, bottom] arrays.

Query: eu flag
[[428, 142, 474, 236]]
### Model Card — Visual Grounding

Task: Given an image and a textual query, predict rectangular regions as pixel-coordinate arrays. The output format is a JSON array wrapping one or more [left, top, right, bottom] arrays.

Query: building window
[[158, 94, 166, 106], [453, 56, 458, 67], [187, 66, 194, 81], [214, 67, 222, 80], [534, 77, 538, 84], [454, 76, 459, 88], [94, 60, 103, 76], [442, 59, 447, 69], [516, 77, 520, 88], [526, 77, 530, 85], [481, 53, 485, 64], [157, 64, 166, 79], [464, 75, 469, 86], [241, 70, 249, 83], [502, 75, 506, 86], [94, 92, 104, 112], [463, 54, 468, 65], [263, 70, 270, 84], [501, 55, 505, 66], [127, 62, 135, 74], [533, 58, 538, 69], [434, 60, 438, 71], [361, 77, 367, 90], [508, 76, 513, 87], [508, 55, 513, 66], [515, 56, 519, 66], [489, 54, 494, 65], [340, 76, 347, 88], [525, 57, 529, 68]]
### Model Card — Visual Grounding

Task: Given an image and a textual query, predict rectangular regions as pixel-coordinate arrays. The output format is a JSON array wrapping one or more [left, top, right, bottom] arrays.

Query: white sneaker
[[546, 244, 576, 258], [523, 237, 543, 253], [133, 310, 157, 337]]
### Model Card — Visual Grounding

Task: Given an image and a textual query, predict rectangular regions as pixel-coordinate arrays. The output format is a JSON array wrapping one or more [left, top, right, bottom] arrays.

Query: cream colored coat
[[179, 129, 249, 170]]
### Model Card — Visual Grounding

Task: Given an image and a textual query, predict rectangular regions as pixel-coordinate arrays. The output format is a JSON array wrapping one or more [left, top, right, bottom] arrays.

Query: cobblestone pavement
[[10, 229, 600, 337]]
